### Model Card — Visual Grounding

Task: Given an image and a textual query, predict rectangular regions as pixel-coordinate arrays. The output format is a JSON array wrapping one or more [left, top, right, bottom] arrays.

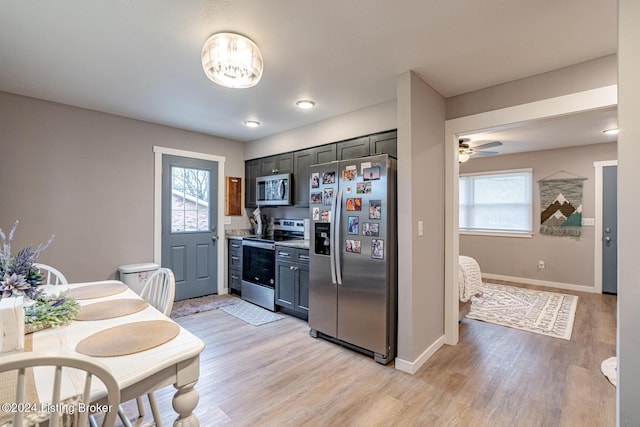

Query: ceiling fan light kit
[[201, 32, 263, 89], [458, 139, 502, 162]]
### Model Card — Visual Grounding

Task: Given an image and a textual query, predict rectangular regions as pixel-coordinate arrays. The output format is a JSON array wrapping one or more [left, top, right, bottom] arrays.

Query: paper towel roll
[[1, 297, 25, 353]]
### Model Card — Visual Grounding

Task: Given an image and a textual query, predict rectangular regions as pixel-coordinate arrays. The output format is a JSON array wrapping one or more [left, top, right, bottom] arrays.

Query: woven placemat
[[76, 299, 148, 321], [66, 282, 128, 300], [75, 320, 180, 357]]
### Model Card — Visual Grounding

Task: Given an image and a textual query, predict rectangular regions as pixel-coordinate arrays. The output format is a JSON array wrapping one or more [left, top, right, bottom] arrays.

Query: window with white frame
[[459, 169, 533, 234]]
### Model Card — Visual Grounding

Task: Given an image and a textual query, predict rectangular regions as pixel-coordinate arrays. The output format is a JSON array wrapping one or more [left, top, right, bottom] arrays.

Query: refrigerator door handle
[[335, 188, 343, 285], [329, 184, 338, 285]]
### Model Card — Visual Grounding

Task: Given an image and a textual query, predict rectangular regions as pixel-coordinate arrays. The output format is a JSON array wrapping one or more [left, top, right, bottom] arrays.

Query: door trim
[[153, 146, 227, 295], [594, 160, 618, 294]]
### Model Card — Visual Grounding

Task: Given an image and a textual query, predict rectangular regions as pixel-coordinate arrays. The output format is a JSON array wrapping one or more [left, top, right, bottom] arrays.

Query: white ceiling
[[464, 106, 619, 156], [0, 1, 617, 143]]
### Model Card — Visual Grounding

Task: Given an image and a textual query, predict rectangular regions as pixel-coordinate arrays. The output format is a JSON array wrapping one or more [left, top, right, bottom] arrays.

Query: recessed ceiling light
[[243, 120, 261, 128], [296, 99, 316, 109], [603, 128, 619, 135]]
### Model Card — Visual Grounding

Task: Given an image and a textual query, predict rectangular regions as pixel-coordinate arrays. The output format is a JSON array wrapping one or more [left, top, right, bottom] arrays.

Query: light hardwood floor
[[116, 282, 616, 426]]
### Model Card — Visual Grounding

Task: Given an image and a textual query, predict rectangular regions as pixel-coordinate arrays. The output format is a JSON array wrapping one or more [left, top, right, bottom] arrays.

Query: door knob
[[604, 236, 611, 242]]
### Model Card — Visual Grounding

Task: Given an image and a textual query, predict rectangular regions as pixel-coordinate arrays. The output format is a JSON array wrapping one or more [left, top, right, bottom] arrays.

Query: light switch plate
[[582, 218, 595, 226]]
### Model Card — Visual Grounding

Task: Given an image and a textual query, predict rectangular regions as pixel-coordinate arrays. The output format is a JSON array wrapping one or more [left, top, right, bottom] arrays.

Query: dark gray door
[[162, 155, 219, 300], [602, 165, 617, 294]]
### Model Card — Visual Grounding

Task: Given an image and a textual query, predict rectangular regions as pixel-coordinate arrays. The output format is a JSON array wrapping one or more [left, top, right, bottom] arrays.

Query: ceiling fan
[[458, 138, 503, 163]]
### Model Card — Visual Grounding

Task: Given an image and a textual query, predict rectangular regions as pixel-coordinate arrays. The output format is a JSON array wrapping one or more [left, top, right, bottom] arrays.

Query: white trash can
[[118, 263, 160, 295]]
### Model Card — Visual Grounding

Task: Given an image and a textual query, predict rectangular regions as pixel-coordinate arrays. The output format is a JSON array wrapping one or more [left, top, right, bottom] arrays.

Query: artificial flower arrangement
[[0, 220, 79, 333]]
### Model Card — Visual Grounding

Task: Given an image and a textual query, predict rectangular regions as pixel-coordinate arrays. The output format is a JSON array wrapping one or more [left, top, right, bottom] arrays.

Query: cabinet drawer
[[276, 247, 296, 261], [296, 249, 309, 264], [229, 240, 242, 250], [229, 268, 242, 292]]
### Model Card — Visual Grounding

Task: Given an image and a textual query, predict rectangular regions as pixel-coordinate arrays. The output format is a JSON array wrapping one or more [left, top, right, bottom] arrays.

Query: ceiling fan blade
[[472, 141, 503, 150], [471, 151, 499, 157]]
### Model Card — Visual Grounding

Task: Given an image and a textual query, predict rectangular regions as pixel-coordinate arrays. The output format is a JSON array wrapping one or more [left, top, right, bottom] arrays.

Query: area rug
[[219, 298, 284, 326], [466, 282, 578, 340], [170, 294, 238, 319]]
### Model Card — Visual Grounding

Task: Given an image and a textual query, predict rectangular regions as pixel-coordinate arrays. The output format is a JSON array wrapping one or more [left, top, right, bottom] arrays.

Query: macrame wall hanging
[[538, 171, 587, 237]]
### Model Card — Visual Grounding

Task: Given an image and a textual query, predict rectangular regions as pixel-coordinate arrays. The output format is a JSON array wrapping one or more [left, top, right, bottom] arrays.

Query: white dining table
[[31, 281, 205, 426]]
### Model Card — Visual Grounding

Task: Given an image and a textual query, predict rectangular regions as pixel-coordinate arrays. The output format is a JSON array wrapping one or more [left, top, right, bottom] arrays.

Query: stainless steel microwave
[[256, 173, 292, 206]]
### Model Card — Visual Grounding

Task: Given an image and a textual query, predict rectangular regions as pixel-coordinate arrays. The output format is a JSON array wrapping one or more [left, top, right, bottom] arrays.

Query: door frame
[[594, 160, 618, 294], [153, 146, 227, 295], [444, 84, 618, 345]]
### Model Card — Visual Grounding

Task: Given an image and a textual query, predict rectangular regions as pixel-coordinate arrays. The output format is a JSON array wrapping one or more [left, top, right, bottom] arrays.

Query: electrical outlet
[[582, 218, 595, 226], [538, 260, 545, 269]]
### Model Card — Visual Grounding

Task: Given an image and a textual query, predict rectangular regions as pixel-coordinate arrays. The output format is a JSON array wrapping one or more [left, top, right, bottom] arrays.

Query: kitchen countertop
[[225, 232, 309, 250]]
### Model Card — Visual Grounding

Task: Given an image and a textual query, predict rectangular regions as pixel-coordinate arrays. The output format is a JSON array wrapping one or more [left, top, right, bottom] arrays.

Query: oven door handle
[[242, 240, 275, 250]]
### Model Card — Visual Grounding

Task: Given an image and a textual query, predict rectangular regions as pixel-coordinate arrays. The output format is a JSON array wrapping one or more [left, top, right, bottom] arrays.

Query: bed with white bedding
[[458, 255, 483, 320]]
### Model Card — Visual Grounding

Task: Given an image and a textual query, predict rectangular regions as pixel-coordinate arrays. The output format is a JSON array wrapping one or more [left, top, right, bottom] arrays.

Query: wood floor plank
[[110, 282, 616, 427]]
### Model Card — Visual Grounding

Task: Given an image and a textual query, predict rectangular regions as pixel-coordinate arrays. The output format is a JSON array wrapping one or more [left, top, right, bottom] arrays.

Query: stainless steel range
[[241, 219, 305, 311]]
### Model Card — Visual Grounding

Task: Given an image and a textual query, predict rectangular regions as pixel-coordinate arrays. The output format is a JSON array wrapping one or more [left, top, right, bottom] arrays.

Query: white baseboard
[[482, 273, 597, 294], [395, 335, 446, 375]]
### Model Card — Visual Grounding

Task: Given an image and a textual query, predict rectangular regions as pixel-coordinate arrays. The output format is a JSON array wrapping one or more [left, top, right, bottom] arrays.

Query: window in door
[[171, 166, 210, 232]]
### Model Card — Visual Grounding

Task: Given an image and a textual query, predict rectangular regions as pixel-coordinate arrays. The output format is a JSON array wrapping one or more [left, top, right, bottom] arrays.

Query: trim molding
[[152, 146, 227, 296], [395, 335, 446, 375], [482, 273, 596, 294]]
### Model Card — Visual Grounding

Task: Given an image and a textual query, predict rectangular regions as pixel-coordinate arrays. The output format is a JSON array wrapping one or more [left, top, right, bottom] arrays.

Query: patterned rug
[[466, 282, 578, 340], [170, 294, 238, 319], [220, 299, 284, 326]]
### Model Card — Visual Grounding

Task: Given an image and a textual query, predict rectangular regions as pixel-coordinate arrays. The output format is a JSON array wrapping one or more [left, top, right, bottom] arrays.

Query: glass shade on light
[[201, 33, 263, 88], [459, 152, 471, 163]]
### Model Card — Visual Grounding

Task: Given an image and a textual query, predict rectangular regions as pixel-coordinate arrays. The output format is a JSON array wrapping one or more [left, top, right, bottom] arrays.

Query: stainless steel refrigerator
[[308, 154, 396, 364]]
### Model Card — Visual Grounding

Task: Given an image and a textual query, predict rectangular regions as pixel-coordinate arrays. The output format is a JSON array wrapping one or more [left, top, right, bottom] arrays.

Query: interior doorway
[[444, 85, 618, 345]]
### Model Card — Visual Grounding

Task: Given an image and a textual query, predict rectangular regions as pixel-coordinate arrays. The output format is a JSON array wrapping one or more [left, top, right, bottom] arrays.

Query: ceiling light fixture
[[243, 120, 261, 128], [296, 99, 316, 109], [602, 128, 619, 135], [201, 32, 263, 89], [458, 152, 471, 163]]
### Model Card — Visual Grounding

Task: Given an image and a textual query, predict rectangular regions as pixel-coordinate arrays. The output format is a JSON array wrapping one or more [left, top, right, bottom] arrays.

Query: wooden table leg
[[172, 380, 199, 427]]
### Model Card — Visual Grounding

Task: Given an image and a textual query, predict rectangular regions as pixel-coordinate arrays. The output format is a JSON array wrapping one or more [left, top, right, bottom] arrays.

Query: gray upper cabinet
[[336, 136, 371, 160], [245, 159, 261, 208], [245, 130, 396, 208], [293, 145, 337, 207], [260, 153, 293, 176], [370, 130, 397, 158]]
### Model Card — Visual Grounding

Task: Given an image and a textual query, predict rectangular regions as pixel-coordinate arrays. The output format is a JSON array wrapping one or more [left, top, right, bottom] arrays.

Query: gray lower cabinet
[[275, 246, 309, 319], [228, 239, 242, 295]]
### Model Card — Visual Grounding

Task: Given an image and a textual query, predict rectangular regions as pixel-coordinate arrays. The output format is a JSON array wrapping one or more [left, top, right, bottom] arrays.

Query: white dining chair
[[0, 351, 120, 427], [34, 263, 69, 285], [119, 268, 175, 427]]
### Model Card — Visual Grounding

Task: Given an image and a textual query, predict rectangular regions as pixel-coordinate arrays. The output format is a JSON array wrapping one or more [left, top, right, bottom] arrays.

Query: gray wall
[[617, 0, 640, 423], [460, 142, 616, 289], [446, 55, 617, 120], [396, 71, 446, 365], [0, 91, 247, 282]]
